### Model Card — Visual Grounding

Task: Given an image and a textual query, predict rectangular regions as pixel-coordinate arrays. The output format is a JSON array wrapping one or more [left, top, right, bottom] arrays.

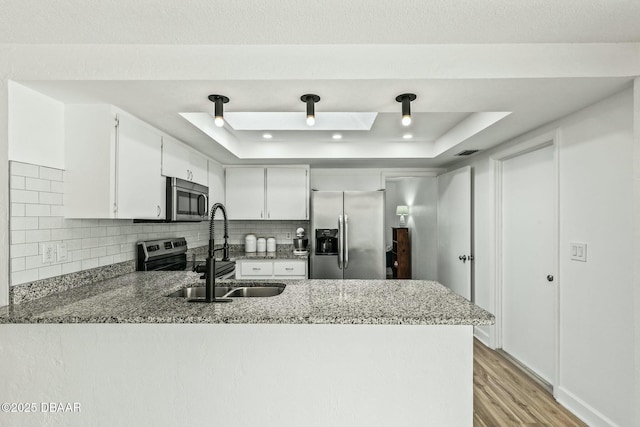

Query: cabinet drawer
[[273, 261, 306, 276], [240, 262, 274, 276]]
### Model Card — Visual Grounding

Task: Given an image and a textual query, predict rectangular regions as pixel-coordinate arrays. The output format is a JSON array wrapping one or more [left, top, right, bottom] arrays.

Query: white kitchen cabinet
[[208, 159, 225, 207], [235, 259, 308, 280], [64, 105, 165, 219], [225, 167, 266, 219], [225, 166, 309, 220], [161, 135, 208, 186]]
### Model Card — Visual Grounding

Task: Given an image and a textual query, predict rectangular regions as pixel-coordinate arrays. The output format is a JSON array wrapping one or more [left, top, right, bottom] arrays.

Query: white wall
[[384, 180, 398, 249], [310, 168, 385, 191], [0, 81, 8, 307], [8, 81, 65, 169], [393, 177, 438, 280], [453, 88, 635, 427]]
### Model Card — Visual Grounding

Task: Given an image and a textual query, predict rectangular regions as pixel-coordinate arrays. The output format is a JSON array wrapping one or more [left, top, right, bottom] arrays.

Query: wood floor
[[474, 339, 586, 427]]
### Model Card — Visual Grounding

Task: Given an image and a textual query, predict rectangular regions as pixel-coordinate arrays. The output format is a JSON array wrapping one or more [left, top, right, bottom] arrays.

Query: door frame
[[491, 129, 560, 390]]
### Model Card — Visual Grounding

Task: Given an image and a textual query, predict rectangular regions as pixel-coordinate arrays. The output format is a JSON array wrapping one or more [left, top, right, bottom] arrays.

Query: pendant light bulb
[[396, 93, 417, 127], [208, 94, 230, 128], [301, 94, 320, 127], [306, 115, 316, 126]]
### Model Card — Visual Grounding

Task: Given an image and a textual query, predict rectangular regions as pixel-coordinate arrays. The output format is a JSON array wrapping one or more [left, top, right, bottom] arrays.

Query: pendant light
[[208, 94, 230, 127], [395, 93, 416, 126], [300, 94, 320, 126]]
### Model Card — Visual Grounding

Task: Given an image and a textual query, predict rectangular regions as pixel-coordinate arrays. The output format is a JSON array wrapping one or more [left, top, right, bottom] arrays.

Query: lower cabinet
[[235, 259, 308, 280]]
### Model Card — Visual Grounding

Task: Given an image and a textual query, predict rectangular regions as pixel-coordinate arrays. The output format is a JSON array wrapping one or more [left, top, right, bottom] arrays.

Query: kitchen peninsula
[[0, 273, 493, 427]]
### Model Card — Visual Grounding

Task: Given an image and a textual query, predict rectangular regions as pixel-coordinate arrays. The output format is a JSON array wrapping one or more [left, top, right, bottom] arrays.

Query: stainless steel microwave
[[166, 177, 208, 222]]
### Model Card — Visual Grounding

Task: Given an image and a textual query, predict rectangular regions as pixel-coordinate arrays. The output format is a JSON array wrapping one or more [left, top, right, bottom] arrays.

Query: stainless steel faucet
[[192, 202, 232, 303]]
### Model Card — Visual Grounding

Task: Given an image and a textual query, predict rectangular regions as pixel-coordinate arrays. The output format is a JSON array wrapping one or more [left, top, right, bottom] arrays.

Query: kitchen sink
[[167, 284, 285, 299]]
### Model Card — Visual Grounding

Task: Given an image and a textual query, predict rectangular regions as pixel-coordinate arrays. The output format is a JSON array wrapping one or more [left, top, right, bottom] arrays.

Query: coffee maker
[[315, 229, 339, 255]]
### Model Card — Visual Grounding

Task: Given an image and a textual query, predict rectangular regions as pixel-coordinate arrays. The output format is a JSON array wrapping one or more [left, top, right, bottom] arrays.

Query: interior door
[[502, 144, 556, 385], [437, 166, 472, 300]]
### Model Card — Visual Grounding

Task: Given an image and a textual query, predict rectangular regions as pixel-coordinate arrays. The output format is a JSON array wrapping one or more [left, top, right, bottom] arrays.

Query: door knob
[[458, 255, 467, 262], [547, 275, 554, 282]]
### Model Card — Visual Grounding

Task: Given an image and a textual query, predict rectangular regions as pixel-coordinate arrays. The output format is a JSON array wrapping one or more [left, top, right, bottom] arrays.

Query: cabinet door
[[266, 168, 308, 219], [116, 113, 165, 219], [188, 150, 209, 186], [161, 136, 190, 181], [225, 168, 265, 220]]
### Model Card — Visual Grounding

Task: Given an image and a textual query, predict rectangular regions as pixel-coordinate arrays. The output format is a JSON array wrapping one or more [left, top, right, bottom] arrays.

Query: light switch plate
[[570, 242, 587, 262], [57, 243, 68, 262]]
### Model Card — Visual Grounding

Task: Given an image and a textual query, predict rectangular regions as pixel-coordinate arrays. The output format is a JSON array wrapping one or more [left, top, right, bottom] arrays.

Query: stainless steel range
[[136, 237, 235, 278]]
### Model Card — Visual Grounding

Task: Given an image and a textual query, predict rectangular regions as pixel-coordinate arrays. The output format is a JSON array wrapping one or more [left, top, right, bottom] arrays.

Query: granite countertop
[[0, 272, 494, 326]]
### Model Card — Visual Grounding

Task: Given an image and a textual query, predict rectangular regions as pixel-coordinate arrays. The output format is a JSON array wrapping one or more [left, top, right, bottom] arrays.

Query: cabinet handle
[[156, 205, 161, 217], [285, 268, 294, 271], [268, 211, 270, 219], [190, 170, 193, 180], [252, 267, 261, 271], [261, 211, 263, 218]]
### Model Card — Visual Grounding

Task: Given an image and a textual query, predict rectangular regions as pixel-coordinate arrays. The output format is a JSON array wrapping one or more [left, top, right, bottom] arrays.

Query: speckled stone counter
[[0, 271, 493, 325]]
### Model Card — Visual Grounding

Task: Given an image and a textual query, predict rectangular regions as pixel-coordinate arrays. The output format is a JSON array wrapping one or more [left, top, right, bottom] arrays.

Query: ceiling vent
[[455, 149, 479, 156]]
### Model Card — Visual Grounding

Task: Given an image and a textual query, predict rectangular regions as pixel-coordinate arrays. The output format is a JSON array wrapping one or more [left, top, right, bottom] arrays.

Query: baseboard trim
[[556, 386, 622, 427], [473, 326, 491, 347]]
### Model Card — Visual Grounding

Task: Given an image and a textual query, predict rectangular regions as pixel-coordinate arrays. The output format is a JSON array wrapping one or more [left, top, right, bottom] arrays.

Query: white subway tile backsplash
[[11, 269, 39, 286], [25, 177, 51, 192], [91, 247, 107, 258], [11, 189, 39, 204], [11, 230, 26, 245], [39, 192, 63, 205], [71, 248, 91, 261], [11, 243, 39, 258], [25, 229, 51, 243], [39, 216, 63, 229], [25, 255, 45, 270], [11, 257, 25, 272], [11, 162, 39, 178], [39, 264, 62, 280], [72, 228, 92, 239], [11, 176, 25, 190], [25, 204, 51, 217], [99, 255, 114, 267], [81, 258, 99, 270], [64, 218, 84, 228], [81, 237, 100, 249], [50, 181, 64, 194], [11, 217, 39, 231], [91, 227, 107, 238], [66, 239, 82, 251], [62, 261, 82, 275], [50, 205, 64, 216], [11, 203, 25, 217], [39, 166, 63, 182], [106, 244, 121, 256]]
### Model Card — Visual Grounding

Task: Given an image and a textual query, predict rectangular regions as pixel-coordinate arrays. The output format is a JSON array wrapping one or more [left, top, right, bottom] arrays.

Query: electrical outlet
[[42, 243, 55, 263], [57, 243, 68, 262], [286, 232, 291, 239]]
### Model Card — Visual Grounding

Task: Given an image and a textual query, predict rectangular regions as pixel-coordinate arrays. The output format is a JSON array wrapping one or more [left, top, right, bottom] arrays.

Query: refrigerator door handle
[[338, 215, 344, 269], [344, 214, 349, 269]]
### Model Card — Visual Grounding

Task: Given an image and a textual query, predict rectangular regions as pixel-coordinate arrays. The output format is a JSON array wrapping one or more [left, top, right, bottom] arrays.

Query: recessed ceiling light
[[262, 133, 272, 139], [403, 134, 413, 139], [332, 133, 342, 140]]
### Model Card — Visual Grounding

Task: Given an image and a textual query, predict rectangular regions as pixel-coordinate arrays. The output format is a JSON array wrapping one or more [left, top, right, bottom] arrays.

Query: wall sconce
[[208, 94, 229, 127], [396, 205, 409, 227], [300, 94, 320, 126], [395, 93, 416, 126]]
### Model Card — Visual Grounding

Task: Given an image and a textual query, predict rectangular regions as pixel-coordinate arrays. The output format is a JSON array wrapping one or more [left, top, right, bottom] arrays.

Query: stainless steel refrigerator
[[310, 190, 385, 279]]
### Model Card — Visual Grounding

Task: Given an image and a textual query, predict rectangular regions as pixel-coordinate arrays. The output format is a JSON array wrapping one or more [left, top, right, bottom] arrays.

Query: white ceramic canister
[[245, 234, 257, 253], [266, 237, 276, 252], [256, 237, 266, 253]]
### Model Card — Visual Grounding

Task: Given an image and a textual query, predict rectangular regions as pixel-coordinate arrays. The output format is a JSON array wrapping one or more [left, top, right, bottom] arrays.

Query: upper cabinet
[[225, 166, 309, 220], [65, 105, 165, 219], [161, 136, 208, 186]]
